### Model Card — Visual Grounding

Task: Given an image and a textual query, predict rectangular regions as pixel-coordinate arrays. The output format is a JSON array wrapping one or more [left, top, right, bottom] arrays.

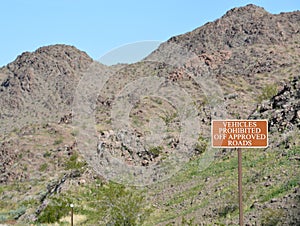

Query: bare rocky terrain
[[0, 4, 299, 225], [0, 45, 93, 133]]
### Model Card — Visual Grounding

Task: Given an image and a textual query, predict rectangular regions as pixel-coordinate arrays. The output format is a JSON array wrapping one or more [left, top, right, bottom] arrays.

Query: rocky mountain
[[147, 4, 300, 118], [167, 4, 299, 51], [0, 45, 93, 133], [0, 4, 299, 225]]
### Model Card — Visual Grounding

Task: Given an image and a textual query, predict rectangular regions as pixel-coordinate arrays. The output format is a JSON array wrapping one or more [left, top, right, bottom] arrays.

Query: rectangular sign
[[212, 120, 268, 148]]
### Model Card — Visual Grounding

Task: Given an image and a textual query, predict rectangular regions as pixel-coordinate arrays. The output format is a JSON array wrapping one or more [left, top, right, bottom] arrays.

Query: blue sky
[[0, 0, 299, 66]]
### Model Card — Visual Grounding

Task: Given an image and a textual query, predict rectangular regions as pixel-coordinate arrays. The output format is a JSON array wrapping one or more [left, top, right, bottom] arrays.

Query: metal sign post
[[70, 203, 74, 226], [237, 148, 243, 226]]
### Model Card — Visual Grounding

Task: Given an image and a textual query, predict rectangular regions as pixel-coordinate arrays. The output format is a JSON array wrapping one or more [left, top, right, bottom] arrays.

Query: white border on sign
[[211, 119, 268, 148]]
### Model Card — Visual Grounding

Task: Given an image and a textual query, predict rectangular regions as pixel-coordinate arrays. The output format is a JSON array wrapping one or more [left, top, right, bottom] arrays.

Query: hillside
[[0, 45, 93, 133], [0, 4, 299, 225]]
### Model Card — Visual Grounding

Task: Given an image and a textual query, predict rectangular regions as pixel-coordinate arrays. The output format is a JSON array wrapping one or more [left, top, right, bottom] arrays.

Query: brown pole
[[238, 148, 243, 226], [70, 204, 74, 226]]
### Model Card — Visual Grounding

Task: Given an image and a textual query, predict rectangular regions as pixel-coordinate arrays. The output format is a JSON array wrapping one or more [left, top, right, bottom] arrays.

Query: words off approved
[[211, 120, 268, 148]]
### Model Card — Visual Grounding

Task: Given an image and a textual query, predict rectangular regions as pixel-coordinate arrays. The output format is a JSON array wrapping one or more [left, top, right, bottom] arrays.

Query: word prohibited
[[212, 120, 268, 148]]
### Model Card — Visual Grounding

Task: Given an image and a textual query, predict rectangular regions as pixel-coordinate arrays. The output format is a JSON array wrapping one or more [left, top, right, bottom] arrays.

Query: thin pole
[[71, 205, 74, 226], [238, 148, 243, 226]]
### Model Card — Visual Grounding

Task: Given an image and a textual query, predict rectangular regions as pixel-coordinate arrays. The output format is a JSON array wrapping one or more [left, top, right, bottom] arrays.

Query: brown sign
[[212, 120, 268, 148]]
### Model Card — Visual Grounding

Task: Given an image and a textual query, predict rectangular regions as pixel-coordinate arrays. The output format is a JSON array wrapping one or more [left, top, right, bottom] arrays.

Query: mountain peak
[[223, 4, 269, 19], [7, 44, 92, 72], [161, 4, 300, 54], [0, 44, 94, 132]]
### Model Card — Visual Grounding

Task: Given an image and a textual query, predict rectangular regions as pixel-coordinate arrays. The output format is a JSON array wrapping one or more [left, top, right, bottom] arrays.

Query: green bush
[[148, 146, 163, 158], [37, 197, 70, 224], [181, 216, 196, 225], [160, 112, 178, 125], [71, 130, 79, 137], [217, 204, 238, 218], [0, 206, 26, 222], [84, 182, 152, 225], [261, 208, 284, 226], [39, 163, 48, 171], [194, 135, 208, 156], [64, 153, 86, 170], [43, 150, 52, 158], [53, 138, 63, 145], [9, 206, 26, 220], [257, 84, 278, 103]]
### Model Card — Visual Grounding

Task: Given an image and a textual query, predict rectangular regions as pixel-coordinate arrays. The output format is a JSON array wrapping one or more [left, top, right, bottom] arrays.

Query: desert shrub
[[53, 138, 63, 145], [39, 163, 48, 171], [257, 83, 278, 103], [85, 182, 151, 225], [217, 203, 238, 218], [43, 150, 51, 157], [70, 129, 79, 137], [181, 216, 196, 225], [194, 135, 208, 156], [0, 206, 26, 223], [261, 208, 284, 226], [0, 214, 7, 222], [64, 153, 86, 170], [160, 112, 178, 125], [148, 146, 163, 158], [9, 206, 26, 220], [37, 197, 70, 223]]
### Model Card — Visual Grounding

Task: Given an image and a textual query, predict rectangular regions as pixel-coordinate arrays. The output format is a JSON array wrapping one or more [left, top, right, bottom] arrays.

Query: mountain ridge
[[165, 4, 299, 52]]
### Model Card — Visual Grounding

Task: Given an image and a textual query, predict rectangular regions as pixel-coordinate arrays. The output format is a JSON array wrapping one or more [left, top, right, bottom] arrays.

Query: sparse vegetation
[[148, 146, 163, 158], [257, 83, 278, 103], [43, 150, 52, 158], [261, 208, 285, 226], [39, 163, 48, 171], [160, 112, 178, 125], [193, 135, 208, 156], [37, 197, 71, 223], [217, 203, 238, 218], [71, 129, 79, 137], [180, 216, 196, 226], [64, 153, 86, 170], [53, 137, 63, 145]]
